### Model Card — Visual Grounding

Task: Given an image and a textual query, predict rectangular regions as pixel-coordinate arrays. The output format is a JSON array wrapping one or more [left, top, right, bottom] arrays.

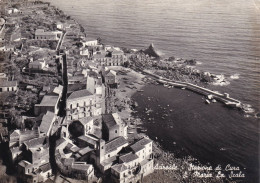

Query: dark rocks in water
[[141, 43, 160, 58], [184, 59, 197, 65], [168, 56, 175, 61]]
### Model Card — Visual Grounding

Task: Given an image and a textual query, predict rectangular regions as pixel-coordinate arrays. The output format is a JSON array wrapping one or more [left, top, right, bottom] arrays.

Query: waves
[[230, 74, 240, 80]]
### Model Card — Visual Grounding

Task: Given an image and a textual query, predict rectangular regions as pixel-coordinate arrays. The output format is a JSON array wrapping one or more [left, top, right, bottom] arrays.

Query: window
[[77, 103, 79, 107], [115, 130, 117, 133], [70, 104, 72, 109]]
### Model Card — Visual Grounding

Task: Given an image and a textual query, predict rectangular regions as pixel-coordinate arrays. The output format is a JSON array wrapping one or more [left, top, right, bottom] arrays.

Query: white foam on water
[[212, 81, 230, 86], [230, 74, 240, 80]]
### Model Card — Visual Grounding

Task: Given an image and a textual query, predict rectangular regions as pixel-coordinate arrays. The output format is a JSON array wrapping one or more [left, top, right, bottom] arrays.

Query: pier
[[142, 70, 242, 108]]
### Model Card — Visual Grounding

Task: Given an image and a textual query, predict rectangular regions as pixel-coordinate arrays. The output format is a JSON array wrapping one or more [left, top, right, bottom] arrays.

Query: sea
[[45, 0, 259, 182]]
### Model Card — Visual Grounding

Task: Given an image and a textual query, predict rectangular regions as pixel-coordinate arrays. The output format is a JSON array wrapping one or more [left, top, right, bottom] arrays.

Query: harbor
[[141, 70, 243, 109]]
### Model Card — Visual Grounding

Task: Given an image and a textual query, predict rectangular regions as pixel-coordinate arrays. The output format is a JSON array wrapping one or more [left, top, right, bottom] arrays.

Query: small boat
[[128, 131, 134, 134], [140, 129, 147, 133], [205, 99, 210, 104], [137, 89, 144, 92], [181, 87, 185, 90], [212, 99, 217, 103]]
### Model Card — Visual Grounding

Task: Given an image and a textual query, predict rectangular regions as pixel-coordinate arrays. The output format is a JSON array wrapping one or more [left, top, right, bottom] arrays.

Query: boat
[[137, 89, 144, 92], [212, 99, 217, 103], [128, 131, 134, 134], [164, 84, 169, 87], [205, 99, 210, 104], [181, 87, 185, 90]]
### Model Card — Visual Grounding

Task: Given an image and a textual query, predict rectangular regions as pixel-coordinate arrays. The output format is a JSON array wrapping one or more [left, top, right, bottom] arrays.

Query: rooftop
[[67, 89, 93, 100], [119, 152, 139, 163], [105, 136, 128, 154], [0, 80, 17, 87], [102, 114, 118, 129], [79, 116, 93, 125], [72, 163, 92, 171], [39, 111, 55, 134], [35, 29, 56, 36], [39, 163, 51, 172], [111, 163, 128, 173], [130, 137, 152, 153], [78, 135, 98, 147], [67, 84, 86, 93], [18, 160, 32, 168], [78, 146, 93, 156], [36, 95, 59, 107], [23, 136, 46, 149]]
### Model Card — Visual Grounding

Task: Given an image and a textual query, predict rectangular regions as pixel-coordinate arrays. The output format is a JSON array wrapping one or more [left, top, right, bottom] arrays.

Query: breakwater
[[142, 70, 242, 109]]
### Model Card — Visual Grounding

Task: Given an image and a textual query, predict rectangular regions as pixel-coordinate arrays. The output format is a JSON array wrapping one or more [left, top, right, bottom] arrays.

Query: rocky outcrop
[[141, 43, 160, 58]]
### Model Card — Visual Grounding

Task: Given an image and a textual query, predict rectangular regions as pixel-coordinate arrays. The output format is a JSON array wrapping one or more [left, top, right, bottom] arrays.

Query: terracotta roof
[[67, 89, 93, 100], [40, 111, 55, 134], [35, 29, 55, 36], [130, 137, 152, 152], [72, 163, 92, 171], [78, 146, 93, 156], [111, 163, 128, 173], [23, 136, 46, 149], [37, 95, 59, 106], [79, 116, 93, 125], [0, 80, 17, 87], [119, 152, 139, 163], [70, 146, 80, 153], [67, 84, 86, 93], [105, 136, 128, 154], [102, 114, 117, 129], [78, 135, 98, 147], [39, 163, 51, 172]]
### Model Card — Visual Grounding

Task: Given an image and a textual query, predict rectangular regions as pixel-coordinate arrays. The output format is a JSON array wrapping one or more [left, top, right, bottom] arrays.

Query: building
[[35, 29, 61, 40], [110, 137, 154, 183], [29, 60, 46, 70], [96, 136, 129, 173], [17, 160, 52, 183], [94, 49, 127, 66], [77, 134, 99, 149], [66, 89, 102, 120], [86, 71, 103, 95], [34, 95, 60, 116], [0, 80, 18, 92], [9, 128, 40, 148], [102, 113, 127, 141], [39, 111, 56, 136], [82, 38, 98, 47], [103, 70, 118, 87], [0, 124, 8, 142], [80, 47, 89, 56]]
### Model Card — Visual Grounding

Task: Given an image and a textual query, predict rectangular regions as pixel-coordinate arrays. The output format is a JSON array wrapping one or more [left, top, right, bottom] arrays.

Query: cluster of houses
[[0, 1, 155, 183]]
